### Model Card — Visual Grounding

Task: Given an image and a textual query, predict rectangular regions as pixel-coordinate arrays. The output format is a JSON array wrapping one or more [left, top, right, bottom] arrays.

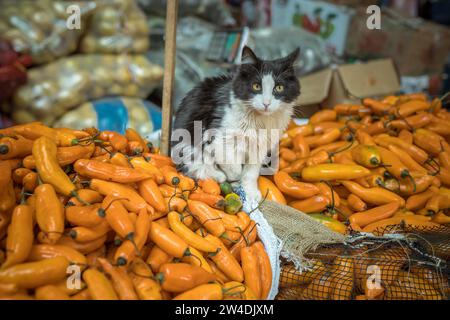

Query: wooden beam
[[160, 0, 179, 156]]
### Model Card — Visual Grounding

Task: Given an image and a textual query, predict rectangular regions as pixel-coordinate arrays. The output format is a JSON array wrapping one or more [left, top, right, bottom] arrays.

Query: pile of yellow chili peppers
[[259, 93, 450, 234], [0, 124, 271, 300]]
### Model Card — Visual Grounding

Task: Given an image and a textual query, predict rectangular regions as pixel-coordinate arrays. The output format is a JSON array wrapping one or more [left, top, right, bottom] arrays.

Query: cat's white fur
[[179, 72, 295, 202], [253, 75, 277, 113]]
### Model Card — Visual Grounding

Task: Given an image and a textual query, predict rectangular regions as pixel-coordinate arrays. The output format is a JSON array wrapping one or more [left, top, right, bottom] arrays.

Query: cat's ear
[[281, 47, 300, 66], [240, 46, 258, 64]]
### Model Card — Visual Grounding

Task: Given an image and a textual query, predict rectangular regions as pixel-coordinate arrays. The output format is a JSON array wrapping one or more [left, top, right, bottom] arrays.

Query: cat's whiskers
[[294, 107, 306, 118]]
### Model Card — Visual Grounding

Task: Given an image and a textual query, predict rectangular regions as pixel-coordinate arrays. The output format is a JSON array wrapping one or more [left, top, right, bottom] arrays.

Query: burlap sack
[[240, 191, 346, 299], [259, 200, 346, 268]]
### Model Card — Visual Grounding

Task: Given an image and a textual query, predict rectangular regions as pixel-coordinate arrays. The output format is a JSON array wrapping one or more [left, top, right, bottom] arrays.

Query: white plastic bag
[[237, 187, 282, 300]]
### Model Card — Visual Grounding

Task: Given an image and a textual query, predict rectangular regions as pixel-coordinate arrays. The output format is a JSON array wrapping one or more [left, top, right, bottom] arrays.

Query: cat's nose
[[263, 102, 270, 110]]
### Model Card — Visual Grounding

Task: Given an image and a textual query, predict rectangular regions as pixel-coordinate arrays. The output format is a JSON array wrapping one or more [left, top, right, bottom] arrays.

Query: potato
[[124, 84, 140, 97], [79, 0, 149, 54], [133, 38, 150, 53]]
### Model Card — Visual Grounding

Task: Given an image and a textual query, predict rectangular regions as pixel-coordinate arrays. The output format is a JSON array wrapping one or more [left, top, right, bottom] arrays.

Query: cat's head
[[232, 46, 300, 115]]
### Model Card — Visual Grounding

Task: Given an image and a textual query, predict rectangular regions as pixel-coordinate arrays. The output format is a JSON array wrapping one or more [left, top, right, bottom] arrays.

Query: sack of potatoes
[[0, 0, 96, 65], [12, 54, 164, 126], [80, 0, 150, 54]]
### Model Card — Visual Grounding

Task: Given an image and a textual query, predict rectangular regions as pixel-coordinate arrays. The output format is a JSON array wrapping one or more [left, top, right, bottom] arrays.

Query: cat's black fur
[[233, 49, 300, 103], [172, 74, 232, 144]]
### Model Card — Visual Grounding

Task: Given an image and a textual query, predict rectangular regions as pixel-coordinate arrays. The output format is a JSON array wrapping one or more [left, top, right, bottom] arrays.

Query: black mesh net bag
[[277, 235, 449, 300], [371, 223, 450, 262]]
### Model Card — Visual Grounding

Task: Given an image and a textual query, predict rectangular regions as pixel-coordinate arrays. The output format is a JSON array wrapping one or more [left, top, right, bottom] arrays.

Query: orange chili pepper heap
[[1, 93, 448, 300], [268, 92, 450, 237]]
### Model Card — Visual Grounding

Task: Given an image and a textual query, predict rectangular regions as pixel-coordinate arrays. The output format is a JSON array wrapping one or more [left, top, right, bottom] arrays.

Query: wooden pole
[[160, 0, 179, 156]]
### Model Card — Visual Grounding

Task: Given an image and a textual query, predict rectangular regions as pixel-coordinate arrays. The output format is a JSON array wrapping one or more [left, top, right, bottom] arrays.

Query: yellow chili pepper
[[341, 181, 405, 207], [0, 256, 69, 289], [309, 214, 347, 234], [351, 145, 381, 168], [2, 204, 34, 269], [32, 136, 76, 197], [301, 164, 371, 182], [35, 184, 65, 244]]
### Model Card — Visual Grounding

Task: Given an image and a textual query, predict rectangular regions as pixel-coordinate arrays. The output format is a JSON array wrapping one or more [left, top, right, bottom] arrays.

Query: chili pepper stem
[[328, 139, 355, 161], [220, 232, 238, 244], [97, 208, 106, 217], [116, 257, 127, 266], [19, 188, 27, 204], [125, 233, 141, 257], [425, 157, 441, 176], [207, 248, 220, 258], [222, 284, 247, 294], [0, 145, 9, 155], [321, 180, 335, 211], [247, 190, 269, 215], [188, 253, 203, 266], [69, 230, 77, 239], [403, 173, 417, 193], [71, 190, 91, 206], [333, 207, 349, 222], [183, 248, 192, 257]]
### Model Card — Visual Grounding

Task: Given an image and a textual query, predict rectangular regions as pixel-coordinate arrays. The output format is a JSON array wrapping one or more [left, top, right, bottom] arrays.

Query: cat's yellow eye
[[252, 83, 261, 91], [275, 85, 284, 93]]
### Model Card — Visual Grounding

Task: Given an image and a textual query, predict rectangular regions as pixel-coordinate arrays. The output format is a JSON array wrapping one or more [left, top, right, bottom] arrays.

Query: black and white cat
[[171, 46, 301, 201]]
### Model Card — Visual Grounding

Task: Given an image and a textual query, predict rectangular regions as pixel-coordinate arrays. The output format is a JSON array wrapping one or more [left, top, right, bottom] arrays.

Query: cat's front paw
[[195, 165, 227, 183], [243, 186, 262, 203], [219, 164, 243, 182], [209, 170, 227, 184]]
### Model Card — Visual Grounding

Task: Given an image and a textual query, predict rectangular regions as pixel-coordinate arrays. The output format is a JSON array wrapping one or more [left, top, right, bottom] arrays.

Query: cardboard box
[[294, 58, 401, 117], [271, 0, 354, 56], [345, 7, 450, 76]]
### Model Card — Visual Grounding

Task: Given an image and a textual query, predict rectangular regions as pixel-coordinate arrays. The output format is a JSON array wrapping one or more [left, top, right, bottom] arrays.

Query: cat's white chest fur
[[206, 92, 293, 182]]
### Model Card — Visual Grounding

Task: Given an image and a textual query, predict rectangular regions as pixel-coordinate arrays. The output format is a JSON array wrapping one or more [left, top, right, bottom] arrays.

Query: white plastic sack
[[236, 187, 282, 300]]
